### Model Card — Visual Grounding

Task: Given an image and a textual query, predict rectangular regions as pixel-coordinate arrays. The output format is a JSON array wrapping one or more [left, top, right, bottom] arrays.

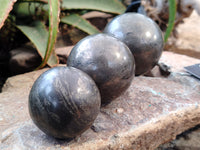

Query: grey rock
[[9, 45, 42, 75], [0, 52, 200, 150]]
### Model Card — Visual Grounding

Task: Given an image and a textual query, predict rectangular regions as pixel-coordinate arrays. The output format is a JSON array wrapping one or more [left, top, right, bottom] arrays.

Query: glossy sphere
[[29, 66, 101, 139], [67, 33, 135, 103], [104, 13, 164, 75]]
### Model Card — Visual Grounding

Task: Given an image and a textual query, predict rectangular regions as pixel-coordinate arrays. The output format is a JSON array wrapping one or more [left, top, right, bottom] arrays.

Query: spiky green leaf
[[17, 21, 58, 66], [164, 0, 177, 42], [37, 0, 60, 68], [61, 13, 100, 35], [0, 0, 16, 29], [62, 0, 126, 14]]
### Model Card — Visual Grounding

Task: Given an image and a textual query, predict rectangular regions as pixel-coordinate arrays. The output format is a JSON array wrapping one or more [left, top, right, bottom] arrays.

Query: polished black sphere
[[67, 33, 135, 103], [104, 13, 164, 75], [29, 66, 101, 139]]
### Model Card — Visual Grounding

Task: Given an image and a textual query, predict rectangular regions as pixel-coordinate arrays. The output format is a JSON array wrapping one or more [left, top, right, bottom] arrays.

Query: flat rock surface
[[0, 52, 200, 150]]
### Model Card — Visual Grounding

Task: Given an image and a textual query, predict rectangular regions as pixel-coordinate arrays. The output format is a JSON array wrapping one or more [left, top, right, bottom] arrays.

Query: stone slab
[[0, 52, 200, 150]]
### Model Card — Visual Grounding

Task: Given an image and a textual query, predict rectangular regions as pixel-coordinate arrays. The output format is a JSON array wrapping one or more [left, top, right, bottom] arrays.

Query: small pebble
[[116, 108, 124, 114]]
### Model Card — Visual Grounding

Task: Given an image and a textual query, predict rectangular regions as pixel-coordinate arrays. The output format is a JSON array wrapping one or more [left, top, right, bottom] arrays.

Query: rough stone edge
[[67, 105, 200, 150]]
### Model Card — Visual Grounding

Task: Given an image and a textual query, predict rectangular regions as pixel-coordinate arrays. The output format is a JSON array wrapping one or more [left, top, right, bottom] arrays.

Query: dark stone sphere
[[29, 66, 101, 139], [104, 13, 164, 76], [67, 33, 135, 103]]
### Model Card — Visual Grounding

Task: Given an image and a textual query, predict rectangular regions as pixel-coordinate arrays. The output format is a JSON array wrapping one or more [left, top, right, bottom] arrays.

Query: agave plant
[[0, 0, 176, 69], [0, 0, 126, 68]]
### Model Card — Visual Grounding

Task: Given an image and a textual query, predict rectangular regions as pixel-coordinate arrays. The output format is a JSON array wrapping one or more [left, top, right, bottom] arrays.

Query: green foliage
[[16, 0, 59, 68], [164, 0, 177, 43], [0, 0, 126, 69], [0, 0, 177, 69], [0, 0, 16, 28], [17, 21, 48, 57], [61, 14, 100, 35], [17, 21, 58, 67], [37, 0, 60, 68], [62, 0, 126, 14], [12, 2, 48, 19]]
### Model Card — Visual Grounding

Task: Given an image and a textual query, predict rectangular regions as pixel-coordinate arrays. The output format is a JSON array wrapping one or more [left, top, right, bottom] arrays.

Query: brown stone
[[0, 52, 200, 150], [55, 46, 73, 58], [82, 11, 112, 19], [165, 11, 200, 59], [9, 45, 42, 75]]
